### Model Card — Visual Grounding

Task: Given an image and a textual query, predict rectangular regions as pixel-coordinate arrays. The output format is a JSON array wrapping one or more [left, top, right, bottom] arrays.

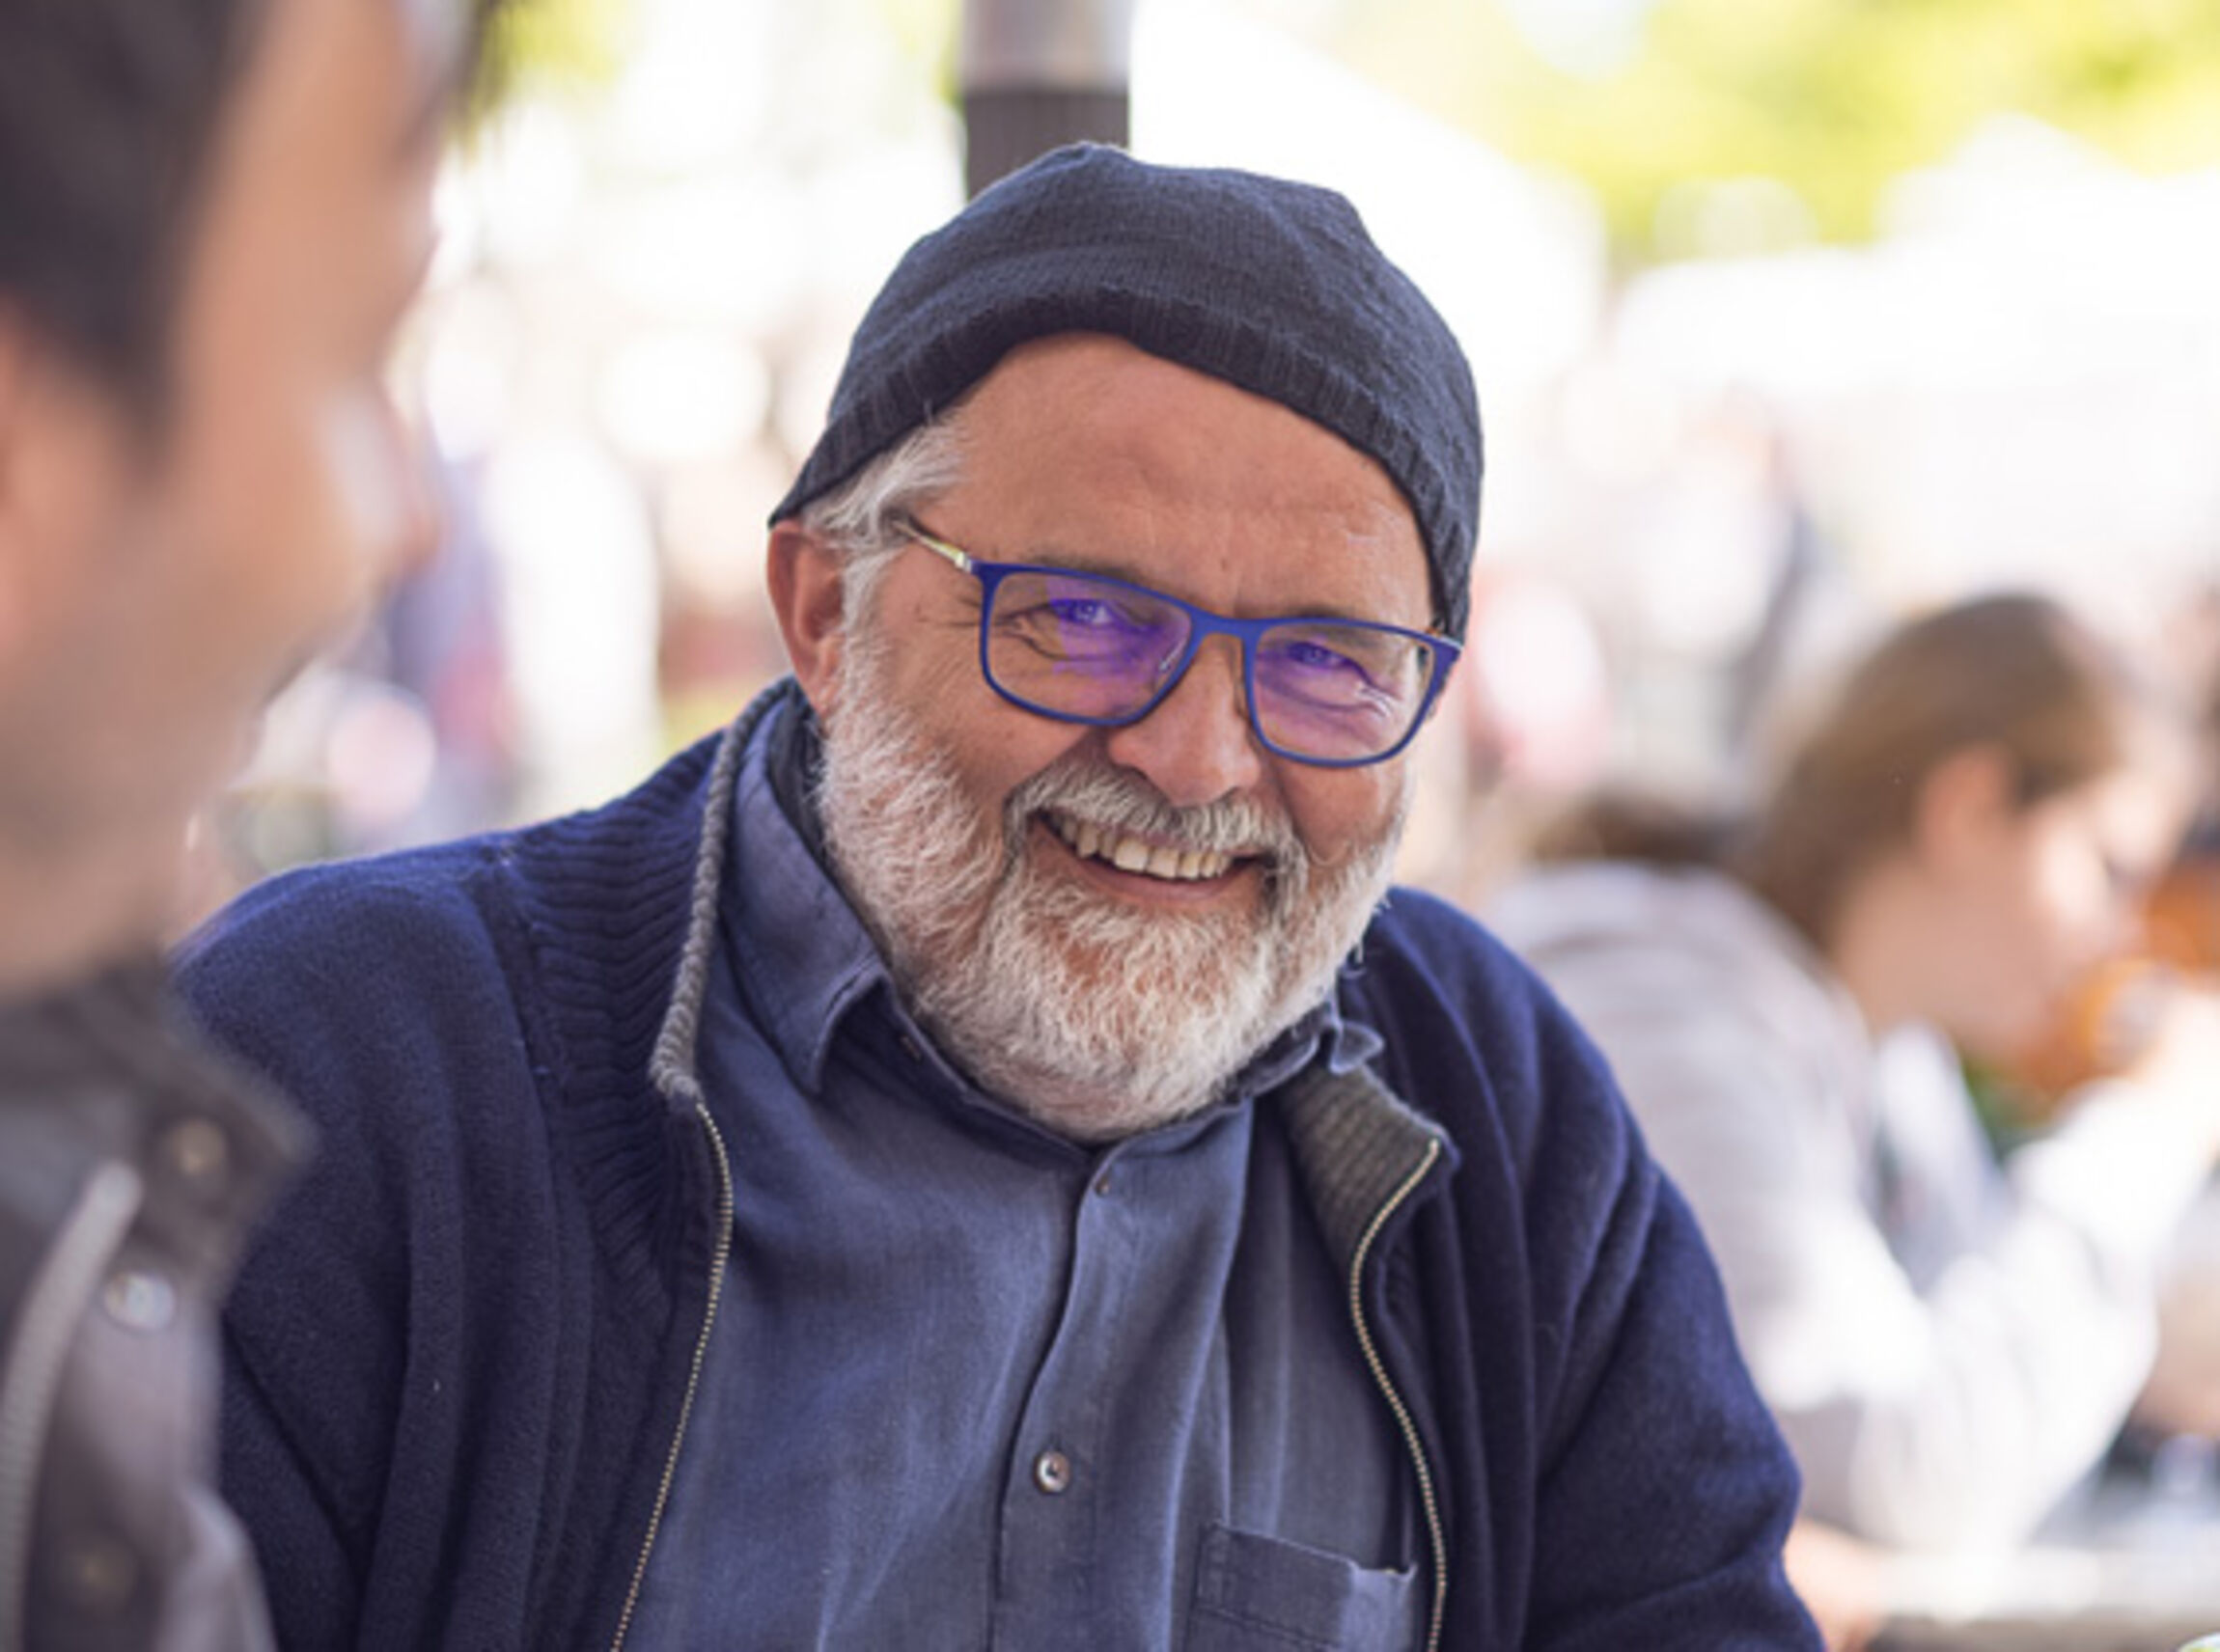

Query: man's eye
[[1049, 595, 1167, 637], [1284, 638, 1357, 674]]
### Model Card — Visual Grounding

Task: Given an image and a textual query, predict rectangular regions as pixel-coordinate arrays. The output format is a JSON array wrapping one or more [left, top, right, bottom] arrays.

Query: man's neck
[[0, 835, 179, 1001], [993, 1065, 1220, 1147]]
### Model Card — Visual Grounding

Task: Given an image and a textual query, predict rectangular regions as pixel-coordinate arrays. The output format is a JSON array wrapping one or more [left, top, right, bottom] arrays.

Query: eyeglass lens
[[985, 568, 1434, 761]]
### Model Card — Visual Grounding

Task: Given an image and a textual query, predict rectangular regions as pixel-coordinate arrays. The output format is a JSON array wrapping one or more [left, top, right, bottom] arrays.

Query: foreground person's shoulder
[[182, 832, 513, 975]]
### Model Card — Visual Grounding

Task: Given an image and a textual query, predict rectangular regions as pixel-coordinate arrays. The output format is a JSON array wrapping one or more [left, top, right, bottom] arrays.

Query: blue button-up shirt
[[625, 706, 1419, 1649]]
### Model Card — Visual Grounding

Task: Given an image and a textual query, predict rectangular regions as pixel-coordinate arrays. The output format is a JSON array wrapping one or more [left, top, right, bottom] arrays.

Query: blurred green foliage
[[461, 0, 961, 126], [514, 0, 2220, 267], [464, 0, 632, 128], [879, 0, 963, 99], [1320, 0, 2220, 265]]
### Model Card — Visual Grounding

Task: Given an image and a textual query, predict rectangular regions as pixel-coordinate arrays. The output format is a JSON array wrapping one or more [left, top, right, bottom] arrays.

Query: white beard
[[814, 630, 1406, 1142]]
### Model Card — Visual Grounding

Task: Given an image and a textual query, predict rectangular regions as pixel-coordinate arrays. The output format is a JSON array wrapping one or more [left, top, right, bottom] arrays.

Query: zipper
[[1346, 1137, 1448, 1652], [607, 1101, 735, 1652]]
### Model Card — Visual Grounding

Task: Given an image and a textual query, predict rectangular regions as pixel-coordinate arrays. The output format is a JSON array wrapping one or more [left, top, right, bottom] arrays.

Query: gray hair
[[796, 414, 967, 628]]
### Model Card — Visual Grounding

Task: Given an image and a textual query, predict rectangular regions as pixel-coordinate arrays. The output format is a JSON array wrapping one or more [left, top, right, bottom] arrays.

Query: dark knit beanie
[[770, 143, 1484, 642]]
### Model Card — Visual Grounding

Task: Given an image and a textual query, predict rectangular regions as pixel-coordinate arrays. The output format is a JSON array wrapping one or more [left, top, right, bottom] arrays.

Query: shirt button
[[1093, 1170, 1113, 1198], [101, 1268, 178, 1333], [1032, 1448, 1073, 1495], [158, 1116, 232, 1194], [898, 1033, 926, 1064]]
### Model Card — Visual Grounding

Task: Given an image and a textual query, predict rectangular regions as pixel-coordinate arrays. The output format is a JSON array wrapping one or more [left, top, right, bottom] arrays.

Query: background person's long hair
[[1540, 593, 2191, 951]]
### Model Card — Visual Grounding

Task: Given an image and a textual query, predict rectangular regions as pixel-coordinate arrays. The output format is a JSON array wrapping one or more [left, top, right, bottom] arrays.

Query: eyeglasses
[[898, 519, 1459, 768]]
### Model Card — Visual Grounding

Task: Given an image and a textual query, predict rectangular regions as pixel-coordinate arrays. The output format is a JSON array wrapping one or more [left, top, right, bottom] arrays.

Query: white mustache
[[1003, 754, 1303, 871]]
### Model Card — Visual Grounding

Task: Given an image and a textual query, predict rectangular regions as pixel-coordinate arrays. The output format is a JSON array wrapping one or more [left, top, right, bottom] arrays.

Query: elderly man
[[181, 145, 1819, 1649], [0, 1, 504, 1645]]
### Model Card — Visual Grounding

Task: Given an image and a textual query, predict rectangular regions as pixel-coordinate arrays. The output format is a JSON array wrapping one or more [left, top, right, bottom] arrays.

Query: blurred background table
[[1877, 1436, 2220, 1651]]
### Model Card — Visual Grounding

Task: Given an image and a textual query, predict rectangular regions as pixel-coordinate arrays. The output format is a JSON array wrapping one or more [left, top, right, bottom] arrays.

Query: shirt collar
[[720, 699, 893, 1093]]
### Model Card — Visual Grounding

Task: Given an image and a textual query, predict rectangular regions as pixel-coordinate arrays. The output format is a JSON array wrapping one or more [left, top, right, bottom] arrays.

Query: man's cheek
[[320, 387, 419, 582]]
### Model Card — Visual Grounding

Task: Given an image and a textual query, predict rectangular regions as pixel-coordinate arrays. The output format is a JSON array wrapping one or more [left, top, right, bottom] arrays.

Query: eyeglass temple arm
[[904, 515, 1456, 671], [898, 520, 974, 575]]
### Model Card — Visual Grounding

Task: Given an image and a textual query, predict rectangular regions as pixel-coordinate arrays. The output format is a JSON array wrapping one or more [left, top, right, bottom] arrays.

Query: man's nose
[[1100, 634, 1265, 808]]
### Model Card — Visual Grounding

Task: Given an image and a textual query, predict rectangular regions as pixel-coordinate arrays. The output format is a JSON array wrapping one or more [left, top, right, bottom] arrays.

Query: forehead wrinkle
[[984, 503, 1424, 630], [956, 345, 1429, 623], [1004, 543, 1380, 628]]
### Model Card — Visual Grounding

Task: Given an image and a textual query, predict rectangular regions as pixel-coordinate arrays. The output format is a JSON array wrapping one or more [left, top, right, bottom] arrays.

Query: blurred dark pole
[[960, 0, 1134, 199]]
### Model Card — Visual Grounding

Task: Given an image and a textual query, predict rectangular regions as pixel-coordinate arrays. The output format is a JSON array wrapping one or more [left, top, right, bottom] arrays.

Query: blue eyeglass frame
[[898, 519, 1461, 768]]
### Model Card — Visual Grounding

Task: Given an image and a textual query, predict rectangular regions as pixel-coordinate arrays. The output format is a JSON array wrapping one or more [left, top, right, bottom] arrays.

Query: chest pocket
[[1186, 1524, 1422, 1652]]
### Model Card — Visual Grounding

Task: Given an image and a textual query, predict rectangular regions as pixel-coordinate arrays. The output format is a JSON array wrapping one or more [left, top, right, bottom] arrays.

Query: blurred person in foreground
[[180, 145, 1819, 1648], [1491, 594, 2220, 1583], [0, 0, 504, 1643]]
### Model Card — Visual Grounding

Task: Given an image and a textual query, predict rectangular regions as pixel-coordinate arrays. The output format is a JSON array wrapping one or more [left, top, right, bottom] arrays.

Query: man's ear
[[1913, 743, 2016, 872], [766, 520, 849, 716]]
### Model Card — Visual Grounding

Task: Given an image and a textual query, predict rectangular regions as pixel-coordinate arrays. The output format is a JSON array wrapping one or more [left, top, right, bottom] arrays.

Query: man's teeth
[[1053, 816, 1233, 881]]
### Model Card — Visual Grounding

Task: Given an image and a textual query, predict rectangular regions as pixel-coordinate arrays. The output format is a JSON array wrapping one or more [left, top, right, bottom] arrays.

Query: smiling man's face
[[791, 333, 1434, 1139]]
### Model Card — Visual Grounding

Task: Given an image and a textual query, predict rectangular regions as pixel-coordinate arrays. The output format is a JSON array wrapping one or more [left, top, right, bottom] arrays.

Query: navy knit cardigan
[[179, 711, 1818, 1650]]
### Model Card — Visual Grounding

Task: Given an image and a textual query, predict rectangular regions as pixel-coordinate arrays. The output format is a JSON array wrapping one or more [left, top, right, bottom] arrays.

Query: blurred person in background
[[0, 0, 504, 1643], [1490, 593, 2220, 1618], [179, 145, 1819, 1649]]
